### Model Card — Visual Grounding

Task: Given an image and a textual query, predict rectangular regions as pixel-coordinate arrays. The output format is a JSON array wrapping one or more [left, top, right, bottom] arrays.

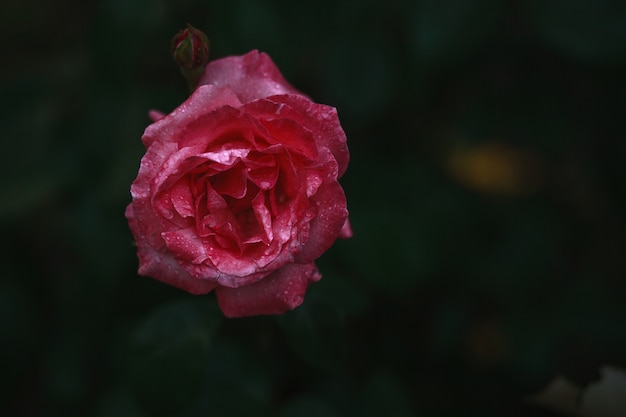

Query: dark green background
[[2, 0, 626, 415]]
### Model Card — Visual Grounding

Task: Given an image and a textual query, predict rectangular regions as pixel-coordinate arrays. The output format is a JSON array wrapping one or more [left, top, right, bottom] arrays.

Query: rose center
[[189, 156, 286, 251]]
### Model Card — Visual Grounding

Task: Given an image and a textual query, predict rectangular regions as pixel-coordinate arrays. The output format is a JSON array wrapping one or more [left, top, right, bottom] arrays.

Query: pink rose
[[126, 50, 351, 318]]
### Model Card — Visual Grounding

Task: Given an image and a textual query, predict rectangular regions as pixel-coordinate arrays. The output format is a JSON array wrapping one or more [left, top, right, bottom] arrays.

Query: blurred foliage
[[1, 0, 626, 416]]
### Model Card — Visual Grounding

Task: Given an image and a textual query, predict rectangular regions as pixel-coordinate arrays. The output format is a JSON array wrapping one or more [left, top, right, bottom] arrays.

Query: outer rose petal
[[148, 110, 166, 122], [296, 180, 348, 263], [125, 205, 217, 294], [198, 50, 303, 103], [142, 85, 242, 148], [263, 95, 350, 178], [338, 218, 353, 239], [129, 141, 180, 255], [215, 263, 321, 318]]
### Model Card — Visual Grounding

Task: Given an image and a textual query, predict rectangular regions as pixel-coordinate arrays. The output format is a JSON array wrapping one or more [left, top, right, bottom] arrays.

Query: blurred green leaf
[[187, 339, 273, 417], [93, 385, 146, 417], [277, 396, 344, 417], [278, 292, 349, 373], [360, 368, 416, 417], [427, 297, 471, 360], [310, 266, 370, 317], [345, 165, 480, 293], [0, 281, 37, 406], [411, 0, 502, 67], [525, 0, 626, 64], [44, 330, 88, 406], [501, 311, 560, 393], [126, 298, 221, 416], [321, 35, 396, 122]]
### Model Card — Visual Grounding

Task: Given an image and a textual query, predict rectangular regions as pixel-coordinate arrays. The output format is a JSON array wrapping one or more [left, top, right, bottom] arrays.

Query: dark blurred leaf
[[470, 202, 566, 299], [321, 35, 396, 122], [0, 79, 76, 223], [278, 292, 349, 373], [427, 297, 471, 360], [44, 330, 89, 407], [93, 385, 146, 417], [501, 311, 560, 393], [525, 0, 626, 64], [126, 298, 220, 416], [187, 339, 273, 417], [311, 267, 370, 317], [343, 181, 434, 292], [231, 0, 282, 53], [345, 164, 482, 294], [411, 0, 502, 67], [0, 176, 67, 223], [277, 396, 344, 417], [0, 281, 37, 408], [553, 280, 626, 386], [360, 368, 416, 417]]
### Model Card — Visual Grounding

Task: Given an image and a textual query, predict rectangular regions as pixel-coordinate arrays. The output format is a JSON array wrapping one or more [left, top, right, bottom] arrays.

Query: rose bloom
[[125, 51, 351, 318]]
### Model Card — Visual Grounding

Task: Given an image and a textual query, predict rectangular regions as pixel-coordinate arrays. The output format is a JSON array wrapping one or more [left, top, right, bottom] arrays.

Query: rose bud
[[171, 24, 210, 91], [126, 50, 351, 318]]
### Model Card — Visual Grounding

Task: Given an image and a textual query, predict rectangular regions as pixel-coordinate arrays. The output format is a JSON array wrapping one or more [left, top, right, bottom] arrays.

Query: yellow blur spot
[[446, 142, 542, 196]]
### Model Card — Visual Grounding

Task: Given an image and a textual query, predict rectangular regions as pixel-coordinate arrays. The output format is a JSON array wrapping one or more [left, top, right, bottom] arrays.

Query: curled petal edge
[[125, 204, 217, 295], [215, 262, 321, 318]]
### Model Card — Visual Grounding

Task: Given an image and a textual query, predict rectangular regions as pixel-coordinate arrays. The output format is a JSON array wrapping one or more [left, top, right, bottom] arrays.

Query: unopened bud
[[171, 24, 210, 91]]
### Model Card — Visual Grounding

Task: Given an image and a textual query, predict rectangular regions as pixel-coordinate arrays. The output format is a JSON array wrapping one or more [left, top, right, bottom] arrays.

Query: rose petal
[[251, 191, 273, 244], [201, 148, 250, 166], [211, 164, 248, 198], [338, 218, 353, 239], [168, 106, 263, 150], [128, 186, 169, 254], [131, 139, 179, 201], [198, 50, 303, 103], [295, 180, 348, 263], [215, 262, 321, 318], [247, 165, 279, 190], [161, 227, 209, 264], [305, 169, 324, 197], [148, 109, 166, 122], [170, 177, 194, 218], [151, 144, 207, 198], [161, 228, 265, 286], [241, 100, 318, 159], [126, 205, 216, 294], [142, 85, 242, 148], [252, 95, 349, 178]]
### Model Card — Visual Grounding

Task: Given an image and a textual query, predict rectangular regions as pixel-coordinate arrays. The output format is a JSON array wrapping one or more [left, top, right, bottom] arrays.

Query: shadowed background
[[1, 0, 626, 415]]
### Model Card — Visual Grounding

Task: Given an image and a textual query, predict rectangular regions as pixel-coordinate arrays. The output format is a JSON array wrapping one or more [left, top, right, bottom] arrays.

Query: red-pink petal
[[338, 218, 353, 239], [161, 227, 209, 264], [169, 178, 194, 218], [215, 262, 321, 318], [169, 106, 261, 150], [295, 180, 348, 263], [198, 50, 303, 103], [142, 85, 242, 148], [251, 191, 273, 243], [247, 165, 279, 190], [263, 95, 349, 178], [125, 204, 217, 294], [241, 99, 319, 159], [148, 109, 166, 122], [211, 165, 248, 198]]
